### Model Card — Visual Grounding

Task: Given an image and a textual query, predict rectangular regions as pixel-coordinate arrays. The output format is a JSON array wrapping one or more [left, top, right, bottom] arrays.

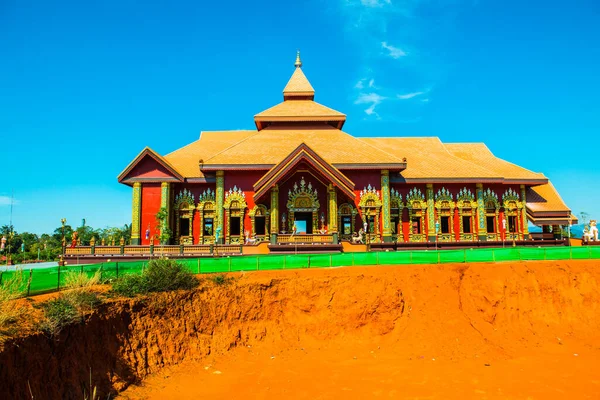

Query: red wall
[[344, 170, 384, 233], [140, 183, 162, 245], [127, 156, 174, 179]]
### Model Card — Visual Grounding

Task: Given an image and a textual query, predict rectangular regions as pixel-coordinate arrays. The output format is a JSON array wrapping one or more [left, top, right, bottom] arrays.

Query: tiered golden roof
[[200, 125, 403, 169], [445, 143, 546, 183], [254, 52, 345, 130], [118, 52, 572, 222]]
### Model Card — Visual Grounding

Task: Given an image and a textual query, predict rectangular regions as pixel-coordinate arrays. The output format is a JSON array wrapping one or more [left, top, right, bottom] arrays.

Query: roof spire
[[294, 50, 302, 68]]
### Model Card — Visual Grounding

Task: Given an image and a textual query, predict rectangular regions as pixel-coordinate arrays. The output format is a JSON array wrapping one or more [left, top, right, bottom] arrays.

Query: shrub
[[0, 270, 27, 339], [39, 270, 104, 336], [63, 269, 103, 312], [39, 297, 78, 335], [64, 269, 101, 289], [111, 258, 198, 297], [210, 273, 232, 286]]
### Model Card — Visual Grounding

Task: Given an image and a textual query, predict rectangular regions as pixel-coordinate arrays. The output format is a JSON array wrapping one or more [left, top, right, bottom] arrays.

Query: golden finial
[[295, 50, 302, 68]]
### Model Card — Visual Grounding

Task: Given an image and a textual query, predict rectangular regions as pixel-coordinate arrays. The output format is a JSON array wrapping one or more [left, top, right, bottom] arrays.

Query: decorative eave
[[396, 177, 504, 184], [254, 114, 346, 131], [117, 147, 184, 185], [503, 178, 548, 185], [253, 143, 356, 200], [200, 164, 274, 172], [335, 163, 406, 170], [526, 211, 577, 226]]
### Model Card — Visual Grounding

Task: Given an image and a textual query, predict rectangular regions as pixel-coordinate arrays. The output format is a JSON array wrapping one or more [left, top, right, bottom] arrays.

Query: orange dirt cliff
[[1, 260, 599, 399]]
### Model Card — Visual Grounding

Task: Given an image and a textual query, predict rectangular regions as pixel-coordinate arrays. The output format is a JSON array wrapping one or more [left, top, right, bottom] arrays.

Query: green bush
[[209, 273, 232, 286], [111, 258, 199, 297], [40, 297, 79, 335]]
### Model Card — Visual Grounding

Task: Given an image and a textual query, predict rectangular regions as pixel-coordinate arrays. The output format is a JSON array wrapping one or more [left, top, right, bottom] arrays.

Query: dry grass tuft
[[0, 270, 27, 341], [39, 269, 104, 336]]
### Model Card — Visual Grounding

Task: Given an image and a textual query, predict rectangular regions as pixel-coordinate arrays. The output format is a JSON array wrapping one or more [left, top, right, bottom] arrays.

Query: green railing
[[2, 246, 599, 297]]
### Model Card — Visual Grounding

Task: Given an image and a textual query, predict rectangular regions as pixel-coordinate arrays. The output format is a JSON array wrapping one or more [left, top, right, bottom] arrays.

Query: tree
[[155, 207, 171, 245], [579, 212, 590, 227]]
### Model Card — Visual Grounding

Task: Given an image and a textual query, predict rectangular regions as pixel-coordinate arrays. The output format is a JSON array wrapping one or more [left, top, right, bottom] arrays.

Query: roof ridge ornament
[[295, 50, 302, 68]]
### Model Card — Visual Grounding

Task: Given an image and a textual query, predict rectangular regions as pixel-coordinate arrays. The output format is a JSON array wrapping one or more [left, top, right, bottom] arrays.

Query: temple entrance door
[[293, 212, 313, 234]]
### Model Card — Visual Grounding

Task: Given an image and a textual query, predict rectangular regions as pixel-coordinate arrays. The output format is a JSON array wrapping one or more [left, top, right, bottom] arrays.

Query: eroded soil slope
[[1, 260, 599, 399]]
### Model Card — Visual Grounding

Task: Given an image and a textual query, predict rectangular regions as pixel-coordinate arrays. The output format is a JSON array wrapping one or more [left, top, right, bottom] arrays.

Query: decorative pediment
[[406, 187, 426, 210], [197, 188, 216, 210], [483, 188, 500, 208], [502, 188, 522, 209], [457, 187, 476, 208], [457, 187, 475, 202], [117, 147, 183, 184], [359, 185, 381, 208], [249, 204, 269, 217], [390, 188, 403, 209], [287, 177, 320, 211], [435, 187, 454, 209], [224, 186, 247, 209], [174, 189, 195, 209], [253, 143, 355, 201]]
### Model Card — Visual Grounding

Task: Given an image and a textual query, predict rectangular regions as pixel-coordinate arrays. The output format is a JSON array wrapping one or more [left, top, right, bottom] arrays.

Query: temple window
[[174, 189, 195, 245], [508, 215, 517, 233], [502, 189, 523, 240], [462, 215, 472, 233], [338, 203, 357, 240], [486, 201, 496, 233], [203, 217, 214, 236], [457, 188, 476, 241], [482, 188, 500, 240], [389, 188, 404, 242], [440, 216, 450, 234], [197, 188, 216, 244], [224, 186, 247, 244], [358, 185, 382, 243], [249, 204, 270, 238], [406, 187, 427, 242], [434, 188, 454, 242], [411, 216, 421, 234], [180, 216, 190, 237]]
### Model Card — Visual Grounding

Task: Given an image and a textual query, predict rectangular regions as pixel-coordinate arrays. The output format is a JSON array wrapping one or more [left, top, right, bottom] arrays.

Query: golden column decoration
[[381, 170, 392, 242], [131, 182, 141, 245], [270, 184, 279, 240], [328, 184, 338, 233], [215, 171, 225, 243], [476, 183, 487, 241], [160, 182, 171, 238], [520, 184, 529, 238], [426, 183, 436, 242]]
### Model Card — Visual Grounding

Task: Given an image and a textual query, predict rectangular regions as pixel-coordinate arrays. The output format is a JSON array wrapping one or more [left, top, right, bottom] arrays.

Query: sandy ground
[[119, 341, 599, 399], [116, 260, 600, 400]]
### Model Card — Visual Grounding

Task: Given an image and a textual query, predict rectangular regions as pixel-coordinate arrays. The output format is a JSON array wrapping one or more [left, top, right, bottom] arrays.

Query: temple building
[[118, 53, 575, 250]]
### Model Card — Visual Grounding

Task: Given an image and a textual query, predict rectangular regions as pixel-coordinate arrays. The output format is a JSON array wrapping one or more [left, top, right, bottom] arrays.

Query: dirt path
[[117, 260, 600, 399]]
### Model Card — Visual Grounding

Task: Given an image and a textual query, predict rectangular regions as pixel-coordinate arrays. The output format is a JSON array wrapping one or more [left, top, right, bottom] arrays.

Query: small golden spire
[[294, 50, 302, 68]]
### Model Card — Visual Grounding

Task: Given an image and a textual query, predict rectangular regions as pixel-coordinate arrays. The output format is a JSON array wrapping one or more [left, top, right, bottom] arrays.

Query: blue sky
[[1, 0, 599, 234]]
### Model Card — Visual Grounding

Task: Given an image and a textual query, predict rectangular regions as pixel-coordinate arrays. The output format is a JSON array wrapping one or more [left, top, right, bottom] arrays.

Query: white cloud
[[355, 80, 365, 89], [381, 41, 406, 59], [368, 78, 375, 88], [355, 92, 386, 105], [0, 196, 17, 206], [397, 91, 424, 100], [355, 92, 386, 117], [421, 98, 430, 102], [360, 0, 391, 7], [364, 104, 378, 115]]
